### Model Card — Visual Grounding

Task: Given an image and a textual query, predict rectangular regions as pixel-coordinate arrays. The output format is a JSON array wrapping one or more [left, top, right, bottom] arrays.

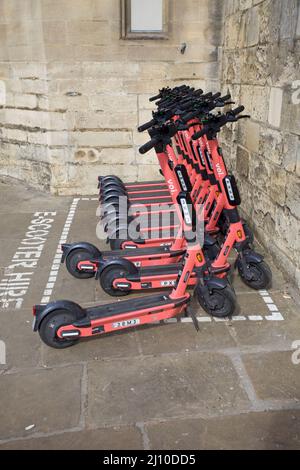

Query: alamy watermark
[[291, 80, 300, 105], [291, 340, 300, 365], [0, 340, 6, 365], [0, 80, 6, 106], [96, 196, 205, 245]]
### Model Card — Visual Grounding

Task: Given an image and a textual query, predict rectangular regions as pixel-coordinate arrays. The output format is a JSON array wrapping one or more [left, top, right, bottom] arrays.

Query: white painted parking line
[[248, 315, 263, 321], [259, 290, 284, 321], [40, 198, 80, 305]]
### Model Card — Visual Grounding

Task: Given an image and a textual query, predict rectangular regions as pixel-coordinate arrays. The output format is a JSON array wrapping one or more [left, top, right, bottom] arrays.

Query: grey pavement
[[0, 176, 299, 450]]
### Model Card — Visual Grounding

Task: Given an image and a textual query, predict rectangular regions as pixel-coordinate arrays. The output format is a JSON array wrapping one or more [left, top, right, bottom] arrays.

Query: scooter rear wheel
[[65, 248, 95, 279], [197, 285, 236, 318], [100, 266, 130, 296], [39, 310, 79, 349], [237, 260, 272, 290]]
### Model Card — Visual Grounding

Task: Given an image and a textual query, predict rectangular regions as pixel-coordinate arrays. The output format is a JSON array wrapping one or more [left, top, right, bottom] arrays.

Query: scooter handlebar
[[182, 110, 199, 123], [231, 105, 245, 116], [139, 136, 160, 154], [192, 126, 209, 140], [211, 92, 222, 100], [149, 93, 162, 102], [220, 93, 231, 102], [138, 118, 156, 133]]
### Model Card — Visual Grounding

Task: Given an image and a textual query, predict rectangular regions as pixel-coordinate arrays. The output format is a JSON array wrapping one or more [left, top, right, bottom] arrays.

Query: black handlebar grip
[[232, 105, 245, 116], [201, 92, 213, 100], [220, 93, 231, 102], [211, 92, 222, 100], [182, 111, 199, 123], [138, 119, 156, 133], [149, 93, 162, 102], [180, 100, 194, 111], [139, 137, 160, 154], [192, 127, 208, 140]]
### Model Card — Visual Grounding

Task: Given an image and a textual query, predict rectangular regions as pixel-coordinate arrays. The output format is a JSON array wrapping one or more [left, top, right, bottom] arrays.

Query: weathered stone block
[[286, 175, 300, 219], [268, 87, 283, 128], [240, 0, 252, 11], [245, 121, 260, 152], [236, 145, 250, 178], [66, 20, 110, 46], [259, 0, 281, 44], [280, 0, 298, 40], [72, 131, 132, 147], [259, 127, 283, 166], [97, 148, 135, 165], [245, 6, 260, 47], [42, 21, 67, 44], [269, 165, 287, 206]]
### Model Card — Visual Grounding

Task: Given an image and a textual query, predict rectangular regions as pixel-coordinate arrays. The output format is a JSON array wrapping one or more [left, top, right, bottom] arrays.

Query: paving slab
[[87, 352, 251, 427], [68, 202, 102, 245], [1, 177, 300, 450], [0, 238, 25, 268], [243, 351, 300, 401], [146, 410, 300, 450], [50, 269, 97, 305], [0, 425, 143, 450], [228, 293, 300, 348], [0, 308, 40, 370], [0, 365, 83, 440], [42, 329, 140, 367], [136, 321, 236, 355], [0, 213, 35, 240], [0, 178, 73, 214]]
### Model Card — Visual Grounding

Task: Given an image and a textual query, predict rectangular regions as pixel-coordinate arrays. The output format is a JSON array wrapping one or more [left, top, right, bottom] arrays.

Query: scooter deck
[[135, 263, 182, 279], [125, 180, 165, 186], [128, 264, 181, 279], [101, 247, 185, 259], [127, 190, 170, 198], [86, 293, 187, 319]]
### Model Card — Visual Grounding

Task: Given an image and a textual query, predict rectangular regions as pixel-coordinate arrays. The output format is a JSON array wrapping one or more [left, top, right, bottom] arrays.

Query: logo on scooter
[[112, 319, 140, 329], [167, 178, 176, 194], [216, 162, 225, 177], [161, 280, 176, 287]]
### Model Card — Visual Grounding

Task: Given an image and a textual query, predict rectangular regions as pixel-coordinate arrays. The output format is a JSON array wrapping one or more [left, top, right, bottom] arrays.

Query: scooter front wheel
[[100, 266, 130, 297], [197, 285, 237, 318], [65, 248, 95, 279], [237, 260, 272, 290], [39, 310, 79, 349]]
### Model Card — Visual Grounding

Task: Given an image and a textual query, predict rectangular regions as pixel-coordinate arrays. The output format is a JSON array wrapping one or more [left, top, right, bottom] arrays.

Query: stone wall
[[221, 0, 300, 289], [0, 0, 223, 194]]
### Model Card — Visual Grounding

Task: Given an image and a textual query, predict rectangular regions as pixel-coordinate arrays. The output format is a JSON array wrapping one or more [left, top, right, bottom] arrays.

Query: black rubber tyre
[[197, 285, 237, 318], [101, 191, 127, 203], [237, 260, 272, 290], [104, 217, 129, 233], [102, 196, 125, 207], [39, 310, 79, 349], [100, 266, 130, 296], [100, 176, 123, 185], [65, 248, 95, 279], [101, 182, 126, 192], [109, 238, 127, 250], [100, 186, 127, 201]]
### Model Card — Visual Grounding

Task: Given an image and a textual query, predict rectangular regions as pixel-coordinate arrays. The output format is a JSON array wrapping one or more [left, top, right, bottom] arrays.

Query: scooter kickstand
[[185, 305, 200, 332]]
